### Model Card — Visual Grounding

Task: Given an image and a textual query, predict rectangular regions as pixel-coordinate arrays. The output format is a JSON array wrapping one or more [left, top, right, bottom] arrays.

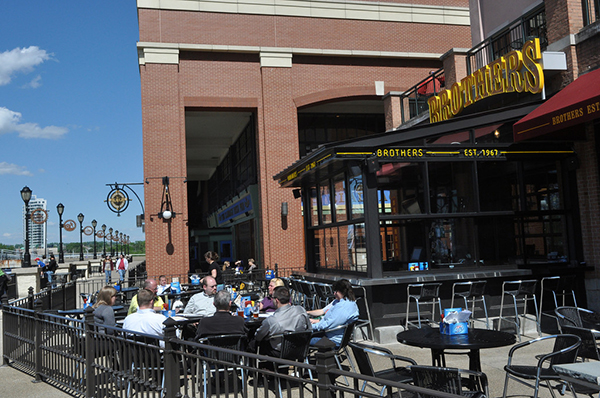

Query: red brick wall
[[138, 6, 472, 276]]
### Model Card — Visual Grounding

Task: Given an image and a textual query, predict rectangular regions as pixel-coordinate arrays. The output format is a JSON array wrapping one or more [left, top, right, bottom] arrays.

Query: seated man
[[184, 276, 217, 317], [156, 275, 171, 296], [251, 286, 311, 357], [127, 279, 165, 315], [123, 288, 166, 339], [195, 290, 247, 339], [308, 279, 359, 346]]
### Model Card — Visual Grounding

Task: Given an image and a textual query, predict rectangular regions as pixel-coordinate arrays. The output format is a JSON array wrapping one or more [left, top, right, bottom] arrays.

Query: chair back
[[410, 366, 462, 397], [518, 279, 538, 296], [549, 334, 581, 366], [338, 322, 356, 350], [469, 281, 487, 298], [555, 306, 583, 329], [561, 325, 600, 361], [418, 283, 442, 301], [280, 330, 312, 362], [348, 342, 375, 377], [199, 333, 247, 363]]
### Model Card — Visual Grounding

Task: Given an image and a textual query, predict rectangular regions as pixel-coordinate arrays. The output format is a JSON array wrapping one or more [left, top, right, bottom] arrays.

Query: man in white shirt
[[123, 288, 166, 341], [116, 254, 129, 283], [183, 276, 217, 317]]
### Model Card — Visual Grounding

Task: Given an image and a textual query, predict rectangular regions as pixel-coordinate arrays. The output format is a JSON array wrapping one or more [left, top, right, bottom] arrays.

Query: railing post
[[62, 282, 67, 310], [84, 306, 95, 398], [33, 298, 43, 383], [1, 295, 8, 366], [162, 318, 179, 398], [28, 286, 34, 310], [314, 338, 337, 398]]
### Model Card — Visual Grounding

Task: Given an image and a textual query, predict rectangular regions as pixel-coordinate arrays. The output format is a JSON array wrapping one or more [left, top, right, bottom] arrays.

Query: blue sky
[[0, 2, 145, 245]]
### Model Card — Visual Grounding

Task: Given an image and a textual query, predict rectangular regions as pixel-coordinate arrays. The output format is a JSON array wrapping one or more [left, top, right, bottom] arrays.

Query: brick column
[[441, 48, 469, 87], [141, 62, 190, 277], [257, 54, 305, 270], [383, 92, 403, 131]]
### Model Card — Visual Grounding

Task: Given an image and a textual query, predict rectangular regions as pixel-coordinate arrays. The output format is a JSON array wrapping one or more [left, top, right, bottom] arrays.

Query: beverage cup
[[253, 311, 259, 319], [237, 309, 245, 317]]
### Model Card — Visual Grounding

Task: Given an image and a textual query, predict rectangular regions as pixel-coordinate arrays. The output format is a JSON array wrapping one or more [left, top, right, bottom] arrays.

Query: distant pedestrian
[[47, 255, 58, 288], [103, 256, 114, 285], [115, 254, 128, 283]]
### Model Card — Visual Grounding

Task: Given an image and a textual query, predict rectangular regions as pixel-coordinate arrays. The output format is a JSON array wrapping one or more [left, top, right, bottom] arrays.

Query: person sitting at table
[[308, 279, 359, 347], [93, 285, 118, 334], [195, 290, 247, 339], [259, 278, 285, 313], [127, 279, 165, 315], [250, 286, 311, 357], [156, 275, 171, 296], [184, 276, 217, 317], [123, 288, 166, 342], [234, 260, 244, 275]]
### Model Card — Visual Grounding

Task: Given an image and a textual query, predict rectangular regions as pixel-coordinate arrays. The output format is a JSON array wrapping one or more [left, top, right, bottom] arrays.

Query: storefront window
[[334, 174, 347, 222], [314, 228, 323, 267], [377, 162, 424, 215], [338, 225, 352, 270], [320, 182, 332, 224], [478, 161, 518, 212], [523, 162, 562, 211], [429, 218, 475, 267], [429, 162, 475, 213], [349, 172, 364, 220], [309, 186, 318, 226]]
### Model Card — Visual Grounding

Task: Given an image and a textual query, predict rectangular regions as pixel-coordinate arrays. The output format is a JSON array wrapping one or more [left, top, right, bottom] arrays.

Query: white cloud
[[3, 233, 12, 238], [0, 107, 68, 139], [0, 46, 51, 86], [22, 75, 42, 89], [0, 161, 33, 176]]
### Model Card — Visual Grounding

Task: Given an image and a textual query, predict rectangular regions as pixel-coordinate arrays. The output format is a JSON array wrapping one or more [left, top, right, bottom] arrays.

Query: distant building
[[23, 195, 47, 253]]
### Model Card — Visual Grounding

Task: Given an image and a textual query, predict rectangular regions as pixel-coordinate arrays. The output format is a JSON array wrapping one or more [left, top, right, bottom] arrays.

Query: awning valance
[[513, 67, 600, 141]]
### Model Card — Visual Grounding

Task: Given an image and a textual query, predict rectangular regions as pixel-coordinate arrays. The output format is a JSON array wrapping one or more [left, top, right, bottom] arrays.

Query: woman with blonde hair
[[259, 277, 285, 313], [93, 285, 118, 333]]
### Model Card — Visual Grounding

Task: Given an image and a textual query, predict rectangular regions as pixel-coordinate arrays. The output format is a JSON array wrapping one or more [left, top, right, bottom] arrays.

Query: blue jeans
[[105, 270, 112, 285], [46, 271, 54, 288], [118, 269, 126, 282]]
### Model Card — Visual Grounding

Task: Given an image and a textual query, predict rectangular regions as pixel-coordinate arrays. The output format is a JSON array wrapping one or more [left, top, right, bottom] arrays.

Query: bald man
[[127, 279, 165, 315], [184, 276, 217, 317]]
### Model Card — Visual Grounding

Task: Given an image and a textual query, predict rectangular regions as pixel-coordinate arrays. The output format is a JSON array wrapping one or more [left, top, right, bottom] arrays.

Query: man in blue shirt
[[308, 279, 359, 346]]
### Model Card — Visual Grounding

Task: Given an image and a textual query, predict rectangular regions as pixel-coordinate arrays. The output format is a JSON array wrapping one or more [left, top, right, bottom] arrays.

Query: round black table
[[397, 327, 516, 371]]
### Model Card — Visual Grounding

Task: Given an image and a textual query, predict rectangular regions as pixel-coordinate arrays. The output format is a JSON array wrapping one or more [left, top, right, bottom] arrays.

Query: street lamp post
[[56, 203, 65, 263], [102, 224, 107, 257], [126, 235, 130, 256], [120, 233, 124, 255], [114, 230, 119, 257], [109, 228, 113, 257], [20, 186, 32, 267], [77, 213, 84, 261], [91, 219, 97, 259]]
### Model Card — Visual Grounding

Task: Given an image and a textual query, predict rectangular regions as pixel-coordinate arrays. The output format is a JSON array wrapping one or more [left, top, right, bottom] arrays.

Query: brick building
[[136, 0, 472, 277]]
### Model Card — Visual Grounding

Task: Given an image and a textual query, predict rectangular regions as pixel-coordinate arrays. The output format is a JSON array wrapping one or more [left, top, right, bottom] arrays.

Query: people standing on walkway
[[93, 285, 118, 334], [247, 258, 257, 273], [115, 254, 128, 284], [102, 256, 114, 285], [205, 251, 223, 288], [308, 279, 359, 347], [46, 255, 58, 288]]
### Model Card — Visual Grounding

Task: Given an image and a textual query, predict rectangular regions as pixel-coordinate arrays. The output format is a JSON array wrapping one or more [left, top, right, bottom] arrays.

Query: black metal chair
[[405, 283, 442, 329], [410, 365, 489, 398], [348, 341, 416, 396], [560, 325, 600, 361], [555, 306, 594, 330], [273, 330, 314, 397], [497, 279, 540, 340], [197, 333, 248, 397], [502, 334, 581, 398], [310, 321, 357, 386], [451, 280, 489, 329], [313, 282, 335, 308]]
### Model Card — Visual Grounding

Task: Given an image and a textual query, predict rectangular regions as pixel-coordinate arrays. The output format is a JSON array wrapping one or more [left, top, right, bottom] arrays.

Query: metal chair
[[348, 341, 415, 396], [313, 282, 335, 308], [310, 321, 357, 386], [405, 283, 442, 329], [274, 330, 314, 397], [555, 306, 594, 330], [539, 276, 578, 332], [560, 325, 600, 362], [502, 334, 581, 398], [297, 280, 318, 310], [410, 365, 489, 398], [497, 279, 540, 340], [197, 333, 247, 397], [450, 280, 489, 329]]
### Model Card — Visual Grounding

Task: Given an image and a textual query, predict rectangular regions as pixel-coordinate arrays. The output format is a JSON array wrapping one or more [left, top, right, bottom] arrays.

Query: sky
[[0, 2, 145, 246]]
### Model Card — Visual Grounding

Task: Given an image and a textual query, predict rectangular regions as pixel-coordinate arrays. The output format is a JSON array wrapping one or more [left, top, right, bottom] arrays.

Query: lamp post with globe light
[[57, 203, 65, 263], [20, 186, 32, 268], [91, 219, 97, 259], [109, 228, 113, 257], [102, 224, 107, 257], [77, 213, 84, 261]]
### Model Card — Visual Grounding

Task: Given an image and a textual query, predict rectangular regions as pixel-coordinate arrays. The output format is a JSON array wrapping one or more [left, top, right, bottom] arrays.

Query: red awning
[[513, 67, 600, 141]]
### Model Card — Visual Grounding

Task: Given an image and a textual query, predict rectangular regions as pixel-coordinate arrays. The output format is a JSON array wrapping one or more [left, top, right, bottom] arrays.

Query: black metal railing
[[2, 298, 465, 398], [398, 68, 445, 125], [467, 6, 547, 74]]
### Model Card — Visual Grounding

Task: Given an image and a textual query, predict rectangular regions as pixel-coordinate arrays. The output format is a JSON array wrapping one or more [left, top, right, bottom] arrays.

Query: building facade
[[23, 195, 47, 252], [137, 0, 473, 277]]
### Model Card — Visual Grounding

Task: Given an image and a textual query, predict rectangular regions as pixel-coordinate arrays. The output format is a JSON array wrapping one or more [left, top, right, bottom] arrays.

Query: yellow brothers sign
[[428, 38, 544, 123]]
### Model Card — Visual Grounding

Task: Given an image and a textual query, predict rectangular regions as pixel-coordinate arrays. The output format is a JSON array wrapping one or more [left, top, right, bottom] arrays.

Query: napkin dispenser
[[440, 308, 471, 335]]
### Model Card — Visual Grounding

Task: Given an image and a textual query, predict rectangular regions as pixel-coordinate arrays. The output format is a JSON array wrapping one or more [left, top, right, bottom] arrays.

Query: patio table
[[397, 327, 516, 371], [554, 361, 600, 393]]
